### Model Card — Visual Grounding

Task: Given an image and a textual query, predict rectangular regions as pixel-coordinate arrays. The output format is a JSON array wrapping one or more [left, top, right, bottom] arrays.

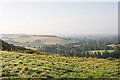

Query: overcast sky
[[0, 0, 118, 35]]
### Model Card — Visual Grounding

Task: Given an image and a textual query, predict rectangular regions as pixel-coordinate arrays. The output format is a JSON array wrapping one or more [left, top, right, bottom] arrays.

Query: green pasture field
[[0, 51, 119, 78]]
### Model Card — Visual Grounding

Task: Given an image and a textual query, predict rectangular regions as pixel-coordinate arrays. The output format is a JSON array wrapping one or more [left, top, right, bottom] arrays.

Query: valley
[[0, 34, 120, 79]]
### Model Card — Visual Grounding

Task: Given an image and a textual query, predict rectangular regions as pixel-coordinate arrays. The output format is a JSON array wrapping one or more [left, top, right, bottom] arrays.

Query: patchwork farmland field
[[0, 51, 119, 78], [88, 50, 114, 53]]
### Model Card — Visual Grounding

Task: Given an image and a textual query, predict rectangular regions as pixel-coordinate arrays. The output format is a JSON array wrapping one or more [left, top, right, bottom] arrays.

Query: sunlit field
[[88, 50, 114, 53], [1, 51, 119, 78]]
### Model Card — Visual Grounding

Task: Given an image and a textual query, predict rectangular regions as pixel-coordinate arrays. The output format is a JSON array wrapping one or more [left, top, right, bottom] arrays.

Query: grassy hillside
[[0, 34, 74, 47], [1, 51, 119, 78]]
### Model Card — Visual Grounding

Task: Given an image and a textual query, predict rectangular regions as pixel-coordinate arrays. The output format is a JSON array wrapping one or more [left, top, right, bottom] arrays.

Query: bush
[[24, 50, 35, 54]]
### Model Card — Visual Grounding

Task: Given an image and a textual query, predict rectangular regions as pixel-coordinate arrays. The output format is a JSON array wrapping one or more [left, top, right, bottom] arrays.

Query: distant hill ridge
[[33, 35, 57, 37], [1, 34, 58, 37], [0, 34, 73, 47]]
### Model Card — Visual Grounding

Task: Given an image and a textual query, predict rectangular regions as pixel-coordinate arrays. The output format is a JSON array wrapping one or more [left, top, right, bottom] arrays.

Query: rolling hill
[[0, 34, 75, 47], [0, 37, 119, 78]]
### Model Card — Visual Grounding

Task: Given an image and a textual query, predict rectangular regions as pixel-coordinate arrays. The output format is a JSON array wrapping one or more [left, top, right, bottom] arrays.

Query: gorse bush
[[23, 50, 35, 54]]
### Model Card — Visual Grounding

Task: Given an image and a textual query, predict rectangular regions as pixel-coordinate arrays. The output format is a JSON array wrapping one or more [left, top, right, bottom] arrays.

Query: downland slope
[[1, 51, 119, 78], [0, 39, 119, 78], [0, 34, 74, 47]]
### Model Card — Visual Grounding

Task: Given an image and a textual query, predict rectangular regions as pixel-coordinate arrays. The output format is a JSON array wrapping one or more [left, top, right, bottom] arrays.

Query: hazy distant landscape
[[0, 34, 74, 47], [0, 0, 119, 79], [0, 34, 120, 78]]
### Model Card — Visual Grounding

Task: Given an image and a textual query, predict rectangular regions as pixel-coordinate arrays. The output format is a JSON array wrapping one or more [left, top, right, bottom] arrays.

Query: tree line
[[37, 40, 120, 58]]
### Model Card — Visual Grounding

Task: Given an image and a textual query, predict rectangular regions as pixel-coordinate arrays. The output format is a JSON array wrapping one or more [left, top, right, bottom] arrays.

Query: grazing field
[[0, 51, 119, 78], [88, 50, 114, 53]]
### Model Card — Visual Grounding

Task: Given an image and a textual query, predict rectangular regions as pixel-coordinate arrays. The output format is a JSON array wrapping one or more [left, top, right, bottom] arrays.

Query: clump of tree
[[79, 45, 120, 58], [1, 39, 26, 51], [80, 50, 120, 58], [1, 39, 36, 54]]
